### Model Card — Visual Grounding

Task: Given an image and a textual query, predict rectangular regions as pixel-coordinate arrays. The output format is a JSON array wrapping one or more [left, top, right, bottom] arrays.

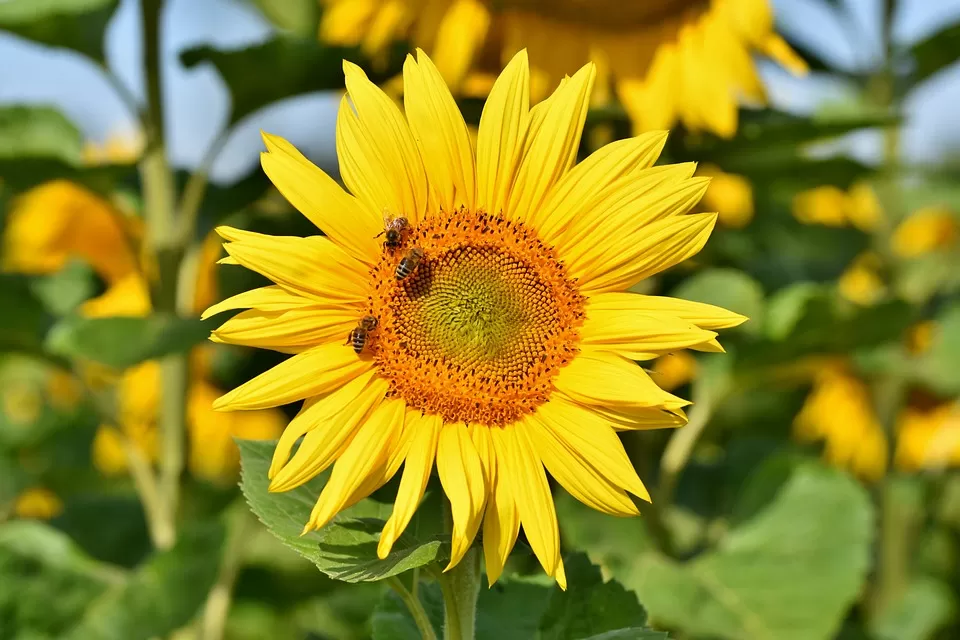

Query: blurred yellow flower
[[792, 181, 884, 231], [794, 365, 887, 481], [891, 206, 959, 258], [699, 166, 753, 228], [188, 380, 286, 484], [651, 352, 698, 391], [791, 185, 849, 227], [320, 0, 806, 137], [896, 403, 960, 471], [81, 130, 144, 165], [13, 487, 63, 520], [1, 180, 286, 483], [906, 320, 937, 356], [846, 181, 883, 232], [2, 379, 43, 426], [46, 370, 83, 411], [838, 252, 886, 306], [2, 180, 140, 284]]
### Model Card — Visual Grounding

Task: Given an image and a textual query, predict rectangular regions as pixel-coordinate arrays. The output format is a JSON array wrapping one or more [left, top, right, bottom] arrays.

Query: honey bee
[[375, 213, 409, 250], [395, 247, 425, 280], [347, 315, 379, 354]]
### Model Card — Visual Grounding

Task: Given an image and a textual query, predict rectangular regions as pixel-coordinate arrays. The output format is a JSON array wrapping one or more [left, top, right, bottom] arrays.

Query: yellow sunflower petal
[[213, 343, 372, 411], [524, 414, 639, 516], [578, 213, 718, 294], [532, 130, 668, 240], [495, 423, 560, 580], [536, 398, 651, 502], [476, 49, 530, 218], [218, 228, 369, 305], [378, 413, 442, 558], [430, 0, 491, 92], [481, 442, 520, 586], [269, 373, 387, 489], [268, 370, 382, 480], [404, 50, 477, 213], [437, 422, 487, 570], [582, 402, 688, 431], [581, 310, 717, 360], [337, 65, 429, 223], [260, 132, 381, 265], [506, 63, 595, 224], [554, 349, 688, 411], [306, 398, 406, 531], [201, 285, 320, 320], [211, 308, 358, 353], [586, 292, 748, 330]]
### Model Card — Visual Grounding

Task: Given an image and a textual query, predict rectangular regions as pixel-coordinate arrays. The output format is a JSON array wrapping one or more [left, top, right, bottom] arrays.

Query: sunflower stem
[[140, 0, 184, 551], [438, 547, 480, 640], [387, 575, 438, 640]]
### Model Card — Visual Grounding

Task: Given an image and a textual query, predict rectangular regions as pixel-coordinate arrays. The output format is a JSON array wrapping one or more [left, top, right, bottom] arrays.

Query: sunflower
[[207, 50, 744, 587], [320, 0, 806, 137]]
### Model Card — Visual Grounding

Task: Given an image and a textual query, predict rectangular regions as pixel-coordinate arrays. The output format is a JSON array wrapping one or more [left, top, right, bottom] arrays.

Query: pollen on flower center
[[367, 209, 584, 425]]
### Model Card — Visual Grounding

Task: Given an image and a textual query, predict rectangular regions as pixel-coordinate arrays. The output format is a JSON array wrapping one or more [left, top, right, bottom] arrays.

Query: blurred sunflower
[[208, 50, 745, 586], [791, 181, 883, 231], [13, 487, 63, 520], [320, 0, 806, 137], [891, 205, 959, 258], [2, 179, 285, 483]]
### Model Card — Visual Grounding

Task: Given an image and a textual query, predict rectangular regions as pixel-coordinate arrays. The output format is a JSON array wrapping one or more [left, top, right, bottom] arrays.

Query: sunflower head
[[208, 49, 745, 587]]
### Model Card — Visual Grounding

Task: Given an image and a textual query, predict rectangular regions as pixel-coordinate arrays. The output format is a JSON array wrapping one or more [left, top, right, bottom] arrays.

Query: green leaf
[[372, 582, 444, 640], [0, 275, 53, 354], [0, 105, 84, 163], [913, 302, 960, 395], [64, 522, 224, 640], [581, 630, 669, 640], [0, 521, 120, 637], [871, 577, 956, 640], [0, 0, 120, 63], [247, 0, 319, 37], [908, 21, 960, 86], [238, 439, 446, 582], [538, 553, 651, 640], [30, 260, 100, 316], [631, 463, 873, 640], [671, 268, 764, 332], [45, 314, 211, 370], [180, 37, 404, 125], [0, 106, 136, 193]]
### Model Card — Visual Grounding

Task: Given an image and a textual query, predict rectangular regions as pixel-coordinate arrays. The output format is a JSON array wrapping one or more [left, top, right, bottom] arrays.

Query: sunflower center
[[491, 0, 708, 31], [368, 209, 584, 425]]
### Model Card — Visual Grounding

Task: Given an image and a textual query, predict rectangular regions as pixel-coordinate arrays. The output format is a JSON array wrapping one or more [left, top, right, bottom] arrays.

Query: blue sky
[[1, 0, 959, 184]]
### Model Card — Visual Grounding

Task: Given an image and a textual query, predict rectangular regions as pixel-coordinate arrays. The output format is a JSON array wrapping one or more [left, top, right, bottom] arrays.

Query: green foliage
[[238, 439, 446, 582], [871, 577, 957, 640], [907, 20, 960, 86], [247, 0, 320, 37], [63, 522, 225, 640], [0, 0, 119, 63], [372, 554, 668, 640], [671, 268, 765, 331], [0, 106, 136, 193], [0, 276, 52, 354], [45, 314, 211, 370], [180, 38, 403, 125]]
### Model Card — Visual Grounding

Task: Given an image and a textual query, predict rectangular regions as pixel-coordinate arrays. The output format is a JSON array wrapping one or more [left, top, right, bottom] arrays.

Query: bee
[[375, 213, 409, 250], [395, 247, 425, 280], [347, 315, 379, 354]]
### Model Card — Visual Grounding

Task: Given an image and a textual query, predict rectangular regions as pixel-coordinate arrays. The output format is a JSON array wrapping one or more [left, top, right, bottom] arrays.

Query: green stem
[[140, 0, 185, 551], [199, 507, 254, 640], [438, 548, 480, 640], [387, 575, 438, 640], [658, 397, 715, 510]]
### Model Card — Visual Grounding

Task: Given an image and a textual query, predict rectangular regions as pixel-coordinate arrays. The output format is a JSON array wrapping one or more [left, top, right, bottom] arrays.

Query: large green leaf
[[247, 0, 319, 37], [0, 106, 136, 193], [632, 463, 872, 640], [581, 631, 669, 640], [908, 21, 960, 86], [538, 553, 653, 640], [0, 105, 84, 163], [0, 275, 53, 354], [180, 37, 404, 125], [63, 522, 225, 640], [0, 521, 120, 638], [871, 577, 956, 640], [237, 439, 446, 582], [0, 0, 120, 63], [45, 314, 211, 370]]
